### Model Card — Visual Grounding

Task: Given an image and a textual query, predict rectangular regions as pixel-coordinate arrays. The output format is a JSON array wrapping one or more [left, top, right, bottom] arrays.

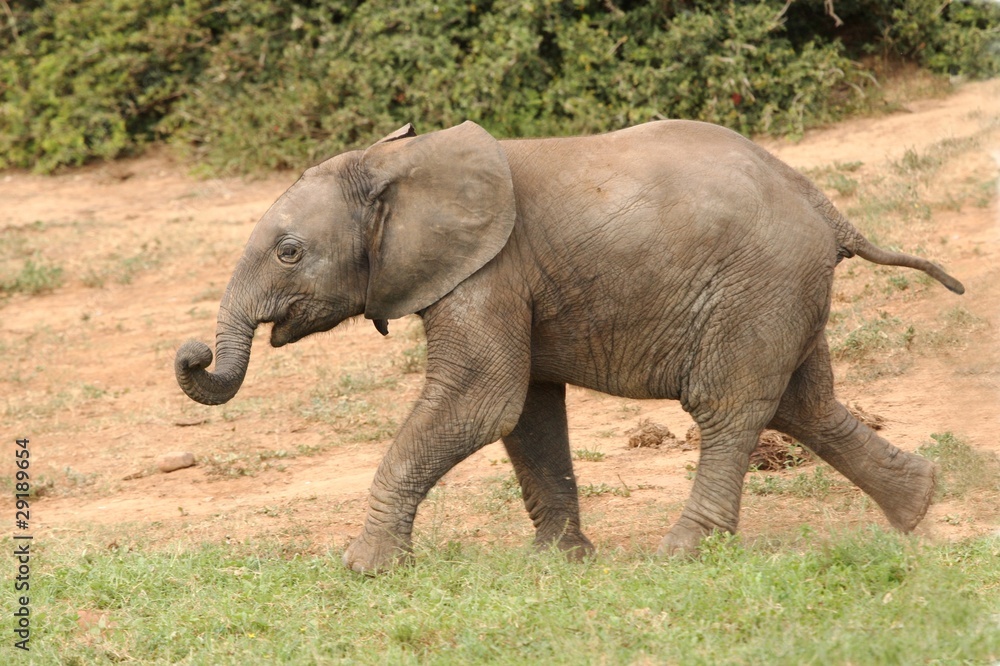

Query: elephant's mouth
[[269, 301, 345, 348], [269, 319, 298, 347], [269, 299, 307, 348]]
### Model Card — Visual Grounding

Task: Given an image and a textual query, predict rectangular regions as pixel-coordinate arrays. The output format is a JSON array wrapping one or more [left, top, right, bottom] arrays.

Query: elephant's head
[[175, 121, 517, 405]]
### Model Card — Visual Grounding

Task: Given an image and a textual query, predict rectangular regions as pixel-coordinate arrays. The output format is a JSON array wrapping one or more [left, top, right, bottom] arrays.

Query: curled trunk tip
[[175, 338, 247, 405]]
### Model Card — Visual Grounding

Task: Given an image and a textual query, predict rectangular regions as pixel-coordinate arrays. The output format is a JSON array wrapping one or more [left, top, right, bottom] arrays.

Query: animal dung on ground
[[157, 451, 196, 473], [848, 403, 886, 430], [685, 425, 811, 470], [750, 431, 810, 471], [685, 425, 701, 450], [626, 419, 679, 449]]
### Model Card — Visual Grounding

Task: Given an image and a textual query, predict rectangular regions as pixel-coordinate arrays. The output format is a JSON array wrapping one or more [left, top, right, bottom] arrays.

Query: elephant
[[175, 120, 964, 573]]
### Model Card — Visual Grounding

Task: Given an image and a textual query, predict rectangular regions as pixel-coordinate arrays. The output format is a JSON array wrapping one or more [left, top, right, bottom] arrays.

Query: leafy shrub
[[168, 0, 868, 170], [0, 0, 214, 171], [1, 0, 997, 173], [786, 0, 1000, 78]]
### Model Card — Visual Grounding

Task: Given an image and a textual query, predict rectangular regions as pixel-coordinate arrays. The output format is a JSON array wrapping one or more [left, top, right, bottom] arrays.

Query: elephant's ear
[[361, 121, 516, 320]]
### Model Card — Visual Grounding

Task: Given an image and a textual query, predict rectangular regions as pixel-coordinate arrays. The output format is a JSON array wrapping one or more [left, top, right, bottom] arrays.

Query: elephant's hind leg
[[657, 405, 772, 557], [659, 333, 802, 557], [502, 382, 594, 559], [768, 335, 935, 532]]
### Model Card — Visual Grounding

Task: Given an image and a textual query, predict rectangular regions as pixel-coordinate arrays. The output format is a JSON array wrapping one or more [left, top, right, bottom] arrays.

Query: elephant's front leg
[[343, 383, 527, 573], [344, 307, 531, 573], [502, 382, 594, 558]]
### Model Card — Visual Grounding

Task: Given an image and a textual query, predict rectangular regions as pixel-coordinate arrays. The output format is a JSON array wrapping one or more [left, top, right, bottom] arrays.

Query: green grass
[[479, 473, 523, 513], [745, 466, 839, 499], [578, 482, 632, 498], [81, 240, 167, 288], [922, 306, 989, 349], [917, 432, 1000, 498], [1, 256, 64, 296], [573, 448, 606, 462], [20, 529, 1000, 664], [831, 311, 911, 362], [201, 449, 293, 478], [398, 342, 427, 374]]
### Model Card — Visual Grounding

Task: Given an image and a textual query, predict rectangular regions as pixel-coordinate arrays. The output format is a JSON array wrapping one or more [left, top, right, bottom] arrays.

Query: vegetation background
[[2, 0, 999, 173]]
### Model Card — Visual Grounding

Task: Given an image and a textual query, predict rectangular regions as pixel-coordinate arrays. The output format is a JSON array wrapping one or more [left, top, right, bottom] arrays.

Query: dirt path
[[2, 79, 998, 555]]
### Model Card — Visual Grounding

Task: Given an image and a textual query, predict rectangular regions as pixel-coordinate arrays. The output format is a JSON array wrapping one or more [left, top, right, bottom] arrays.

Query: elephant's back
[[502, 121, 837, 268]]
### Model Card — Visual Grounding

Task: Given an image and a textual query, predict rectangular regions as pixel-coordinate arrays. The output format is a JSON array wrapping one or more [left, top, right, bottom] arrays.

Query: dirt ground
[[3, 78, 999, 558]]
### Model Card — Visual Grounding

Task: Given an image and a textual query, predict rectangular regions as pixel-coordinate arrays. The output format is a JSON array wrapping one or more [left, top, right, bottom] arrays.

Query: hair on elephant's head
[[175, 121, 517, 405]]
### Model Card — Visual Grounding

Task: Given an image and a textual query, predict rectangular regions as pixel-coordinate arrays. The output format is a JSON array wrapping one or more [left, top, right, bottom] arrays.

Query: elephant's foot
[[343, 529, 412, 575], [656, 525, 703, 558], [656, 515, 732, 558], [534, 529, 595, 561], [874, 453, 936, 533]]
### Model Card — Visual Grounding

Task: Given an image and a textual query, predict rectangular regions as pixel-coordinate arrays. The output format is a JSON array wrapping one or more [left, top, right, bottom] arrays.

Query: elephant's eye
[[277, 242, 302, 264]]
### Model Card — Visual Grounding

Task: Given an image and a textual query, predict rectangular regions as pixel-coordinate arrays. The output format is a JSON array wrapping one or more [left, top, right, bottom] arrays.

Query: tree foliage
[[2, 0, 997, 173]]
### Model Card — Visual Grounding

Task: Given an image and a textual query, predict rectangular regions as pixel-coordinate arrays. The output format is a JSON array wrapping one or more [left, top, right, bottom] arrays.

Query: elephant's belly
[[528, 326, 688, 401]]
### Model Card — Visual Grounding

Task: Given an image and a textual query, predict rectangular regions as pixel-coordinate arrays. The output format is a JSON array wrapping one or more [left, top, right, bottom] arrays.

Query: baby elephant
[[176, 120, 964, 573]]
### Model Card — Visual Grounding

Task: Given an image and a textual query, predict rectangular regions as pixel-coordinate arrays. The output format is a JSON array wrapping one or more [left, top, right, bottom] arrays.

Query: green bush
[[786, 0, 1000, 78], [0, 0, 214, 171], [1, 0, 997, 174], [158, 0, 870, 171]]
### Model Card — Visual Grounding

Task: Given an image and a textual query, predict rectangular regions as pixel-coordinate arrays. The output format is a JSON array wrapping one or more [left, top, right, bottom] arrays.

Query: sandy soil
[[2, 79, 998, 557]]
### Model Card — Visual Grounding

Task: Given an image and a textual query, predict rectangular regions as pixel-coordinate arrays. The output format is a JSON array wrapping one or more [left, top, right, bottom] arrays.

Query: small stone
[[158, 452, 195, 473]]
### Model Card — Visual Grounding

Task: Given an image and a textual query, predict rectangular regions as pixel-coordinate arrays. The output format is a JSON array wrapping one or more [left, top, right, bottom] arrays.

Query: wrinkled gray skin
[[176, 121, 964, 573]]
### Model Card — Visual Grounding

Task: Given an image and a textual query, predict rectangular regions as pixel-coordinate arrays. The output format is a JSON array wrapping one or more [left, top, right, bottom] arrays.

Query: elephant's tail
[[851, 237, 965, 295], [806, 182, 966, 295]]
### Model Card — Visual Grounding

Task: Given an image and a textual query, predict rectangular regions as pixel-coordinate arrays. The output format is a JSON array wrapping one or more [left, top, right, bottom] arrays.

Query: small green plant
[[399, 342, 427, 374], [832, 312, 906, 361], [578, 482, 631, 498], [80, 384, 107, 400], [746, 466, 836, 499], [893, 146, 942, 176], [202, 449, 293, 478], [943, 306, 985, 327], [82, 241, 166, 288], [61, 466, 98, 490], [185, 306, 212, 319], [917, 432, 1000, 497], [826, 172, 859, 197], [573, 448, 606, 462], [338, 371, 395, 395], [835, 160, 863, 172], [192, 286, 225, 302], [295, 443, 325, 456], [81, 269, 106, 288], [482, 473, 522, 513], [885, 274, 910, 293], [790, 466, 835, 499], [745, 473, 784, 496], [1, 257, 64, 296], [923, 306, 988, 348]]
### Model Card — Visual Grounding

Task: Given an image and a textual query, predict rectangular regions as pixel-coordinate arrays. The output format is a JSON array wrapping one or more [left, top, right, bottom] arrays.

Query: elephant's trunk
[[175, 290, 258, 406]]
